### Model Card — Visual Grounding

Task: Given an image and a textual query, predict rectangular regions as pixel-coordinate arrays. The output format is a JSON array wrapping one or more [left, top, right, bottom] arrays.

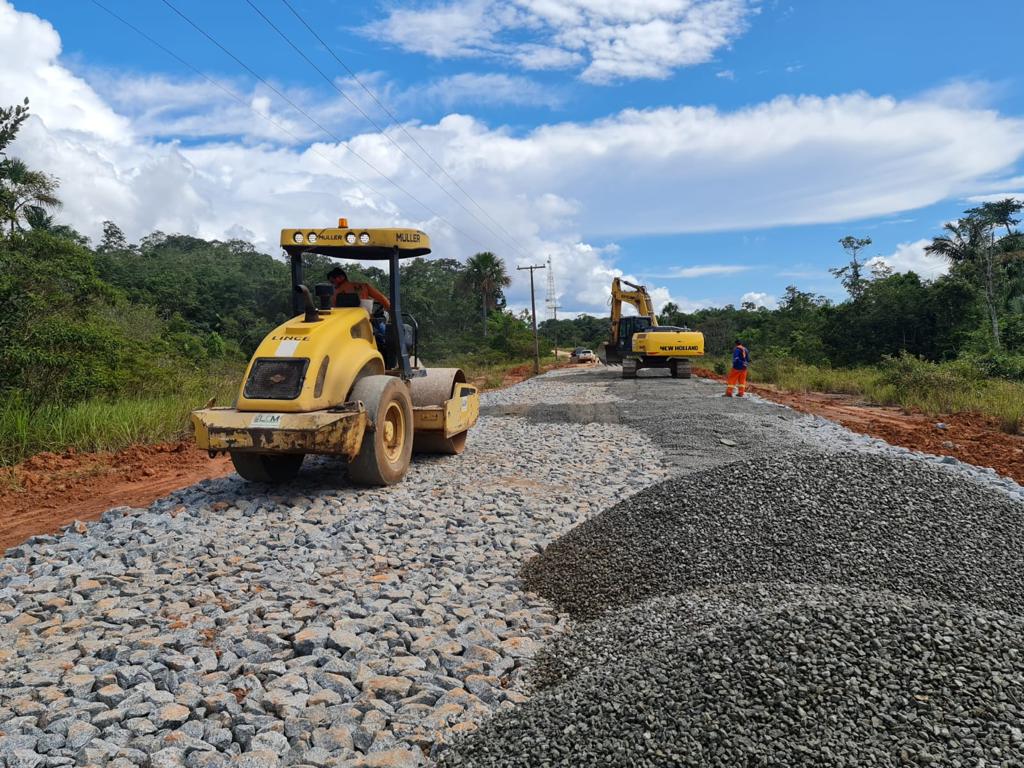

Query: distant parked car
[[571, 348, 597, 363]]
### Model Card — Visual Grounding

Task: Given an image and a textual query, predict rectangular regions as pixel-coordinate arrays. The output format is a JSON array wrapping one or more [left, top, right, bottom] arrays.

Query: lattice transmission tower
[[545, 255, 560, 321]]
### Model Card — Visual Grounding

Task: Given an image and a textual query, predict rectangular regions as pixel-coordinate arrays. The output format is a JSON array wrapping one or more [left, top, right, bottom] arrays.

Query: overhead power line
[[243, 0, 525, 259], [154, 0, 493, 251], [276, 0, 527, 256], [89, 0, 395, 213]]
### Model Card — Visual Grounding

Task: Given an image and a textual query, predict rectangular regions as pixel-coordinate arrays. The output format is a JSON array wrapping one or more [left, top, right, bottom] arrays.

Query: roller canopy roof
[[281, 227, 431, 259]]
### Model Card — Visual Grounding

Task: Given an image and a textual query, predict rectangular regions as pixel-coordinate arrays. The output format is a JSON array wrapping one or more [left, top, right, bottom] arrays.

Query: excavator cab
[[608, 315, 654, 361]]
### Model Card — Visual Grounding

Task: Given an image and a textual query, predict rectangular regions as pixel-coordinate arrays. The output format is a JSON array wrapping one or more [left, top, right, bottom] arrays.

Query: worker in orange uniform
[[725, 339, 750, 397], [327, 267, 391, 310]]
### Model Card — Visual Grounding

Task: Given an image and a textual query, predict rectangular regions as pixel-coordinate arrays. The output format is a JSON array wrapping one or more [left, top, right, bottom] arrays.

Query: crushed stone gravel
[[441, 583, 1024, 767], [444, 371, 1024, 767], [0, 396, 666, 766], [523, 451, 1024, 619]]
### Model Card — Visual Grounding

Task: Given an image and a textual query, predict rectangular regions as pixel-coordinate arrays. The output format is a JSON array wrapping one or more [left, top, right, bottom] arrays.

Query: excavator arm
[[599, 277, 660, 364], [609, 277, 658, 343]]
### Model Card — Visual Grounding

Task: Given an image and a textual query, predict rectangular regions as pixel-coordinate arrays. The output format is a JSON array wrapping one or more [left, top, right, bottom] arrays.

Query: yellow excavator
[[597, 277, 705, 379], [190, 220, 479, 486]]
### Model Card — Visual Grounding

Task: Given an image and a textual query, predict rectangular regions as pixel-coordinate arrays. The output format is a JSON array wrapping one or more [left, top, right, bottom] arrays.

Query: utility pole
[[518, 263, 545, 374]]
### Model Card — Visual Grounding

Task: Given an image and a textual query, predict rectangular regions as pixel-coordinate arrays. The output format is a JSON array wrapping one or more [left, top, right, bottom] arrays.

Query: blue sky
[[4, 0, 1024, 313]]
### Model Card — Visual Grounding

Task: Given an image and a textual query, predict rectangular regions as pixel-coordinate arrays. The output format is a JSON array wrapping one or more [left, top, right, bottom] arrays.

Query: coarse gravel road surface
[[3, 366, 1023, 767]]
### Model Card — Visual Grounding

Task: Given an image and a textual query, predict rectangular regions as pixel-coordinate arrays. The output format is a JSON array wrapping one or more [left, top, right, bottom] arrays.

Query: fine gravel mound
[[440, 584, 1024, 767], [522, 452, 1024, 619]]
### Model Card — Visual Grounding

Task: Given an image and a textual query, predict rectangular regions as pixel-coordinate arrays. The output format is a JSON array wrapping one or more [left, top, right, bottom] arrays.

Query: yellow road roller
[[191, 220, 480, 485]]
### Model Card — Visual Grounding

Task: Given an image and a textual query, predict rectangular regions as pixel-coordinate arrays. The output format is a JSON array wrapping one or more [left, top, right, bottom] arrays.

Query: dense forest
[[2, 96, 1023, 459], [1, 220, 554, 409]]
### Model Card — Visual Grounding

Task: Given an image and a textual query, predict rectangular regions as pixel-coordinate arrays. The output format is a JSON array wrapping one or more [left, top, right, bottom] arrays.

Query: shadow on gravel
[[481, 402, 622, 424], [154, 456, 369, 510]]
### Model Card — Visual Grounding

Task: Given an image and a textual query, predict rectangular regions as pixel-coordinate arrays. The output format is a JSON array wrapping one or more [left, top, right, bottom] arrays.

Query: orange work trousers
[[725, 368, 747, 396]]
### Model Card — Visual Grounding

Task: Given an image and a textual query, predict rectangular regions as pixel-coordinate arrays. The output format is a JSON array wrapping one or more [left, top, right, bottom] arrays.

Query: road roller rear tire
[[348, 375, 414, 486], [230, 452, 304, 483]]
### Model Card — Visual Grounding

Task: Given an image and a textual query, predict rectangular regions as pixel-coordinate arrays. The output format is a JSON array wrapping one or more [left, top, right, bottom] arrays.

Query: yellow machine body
[[238, 308, 382, 414], [190, 223, 479, 484], [631, 329, 705, 358], [191, 378, 480, 460]]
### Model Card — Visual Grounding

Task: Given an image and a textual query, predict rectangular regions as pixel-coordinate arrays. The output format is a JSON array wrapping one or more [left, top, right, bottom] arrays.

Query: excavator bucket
[[596, 342, 621, 365]]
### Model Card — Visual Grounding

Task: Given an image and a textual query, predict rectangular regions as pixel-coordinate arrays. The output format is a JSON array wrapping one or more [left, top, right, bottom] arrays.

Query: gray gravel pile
[[523, 451, 1024, 619], [0, 410, 666, 767], [440, 583, 1024, 767]]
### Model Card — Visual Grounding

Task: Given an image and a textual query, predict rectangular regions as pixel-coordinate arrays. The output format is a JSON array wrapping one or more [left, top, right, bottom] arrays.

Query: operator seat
[[334, 292, 361, 308]]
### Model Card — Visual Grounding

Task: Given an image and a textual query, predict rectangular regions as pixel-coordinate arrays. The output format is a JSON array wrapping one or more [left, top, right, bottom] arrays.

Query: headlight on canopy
[[307, 232, 317, 244], [359, 232, 370, 244], [292, 232, 304, 244], [345, 232, 357, 244]]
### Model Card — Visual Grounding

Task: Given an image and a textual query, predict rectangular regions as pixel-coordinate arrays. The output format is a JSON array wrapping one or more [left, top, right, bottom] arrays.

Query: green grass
[[730, 353, 1024, 435], [0, 370, 240, 467]]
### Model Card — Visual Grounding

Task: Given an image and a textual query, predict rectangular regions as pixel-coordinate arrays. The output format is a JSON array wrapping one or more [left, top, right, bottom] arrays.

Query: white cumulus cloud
[[365, 0, 755, 83], [3, 1, 1024, 316], [867, 239, 948, 280], [741, 290, 775, 307]]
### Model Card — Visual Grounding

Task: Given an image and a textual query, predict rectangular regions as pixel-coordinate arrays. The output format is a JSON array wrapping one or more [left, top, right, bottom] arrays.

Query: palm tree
[[924, 219, 986, 264], [0, 157, 61, 235], [23, 205, 54, 231], [461, 251, 511, 337], [927, 216, 1001, 348]]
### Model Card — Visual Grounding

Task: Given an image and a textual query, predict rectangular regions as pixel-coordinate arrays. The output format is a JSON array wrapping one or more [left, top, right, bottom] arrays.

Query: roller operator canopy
[[281, 225, 431, 260]]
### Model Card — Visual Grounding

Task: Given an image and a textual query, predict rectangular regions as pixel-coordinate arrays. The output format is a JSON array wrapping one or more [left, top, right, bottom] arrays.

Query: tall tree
[[830, 236, 872, 299], [927, 201, 1021, 350], [971, 197, 1022, 239], [97, 220, 131, 253], [0, 98, 30, 156], [0, 157, 61, 235], [460, 251, 510, 337], [924, 219, 986, 264]]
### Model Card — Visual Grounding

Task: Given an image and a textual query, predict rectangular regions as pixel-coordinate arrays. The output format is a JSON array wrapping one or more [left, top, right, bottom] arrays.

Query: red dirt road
[[757, 388, 1024, 485], [0, 444, 233, 551]]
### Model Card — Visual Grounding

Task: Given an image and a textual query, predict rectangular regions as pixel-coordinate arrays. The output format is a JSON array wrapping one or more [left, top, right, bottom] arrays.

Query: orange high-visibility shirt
[[334, 280, 390, 310]]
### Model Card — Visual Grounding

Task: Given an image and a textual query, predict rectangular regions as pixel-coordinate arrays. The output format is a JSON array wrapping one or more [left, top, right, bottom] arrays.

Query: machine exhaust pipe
[[295, 285, 321, 323]]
